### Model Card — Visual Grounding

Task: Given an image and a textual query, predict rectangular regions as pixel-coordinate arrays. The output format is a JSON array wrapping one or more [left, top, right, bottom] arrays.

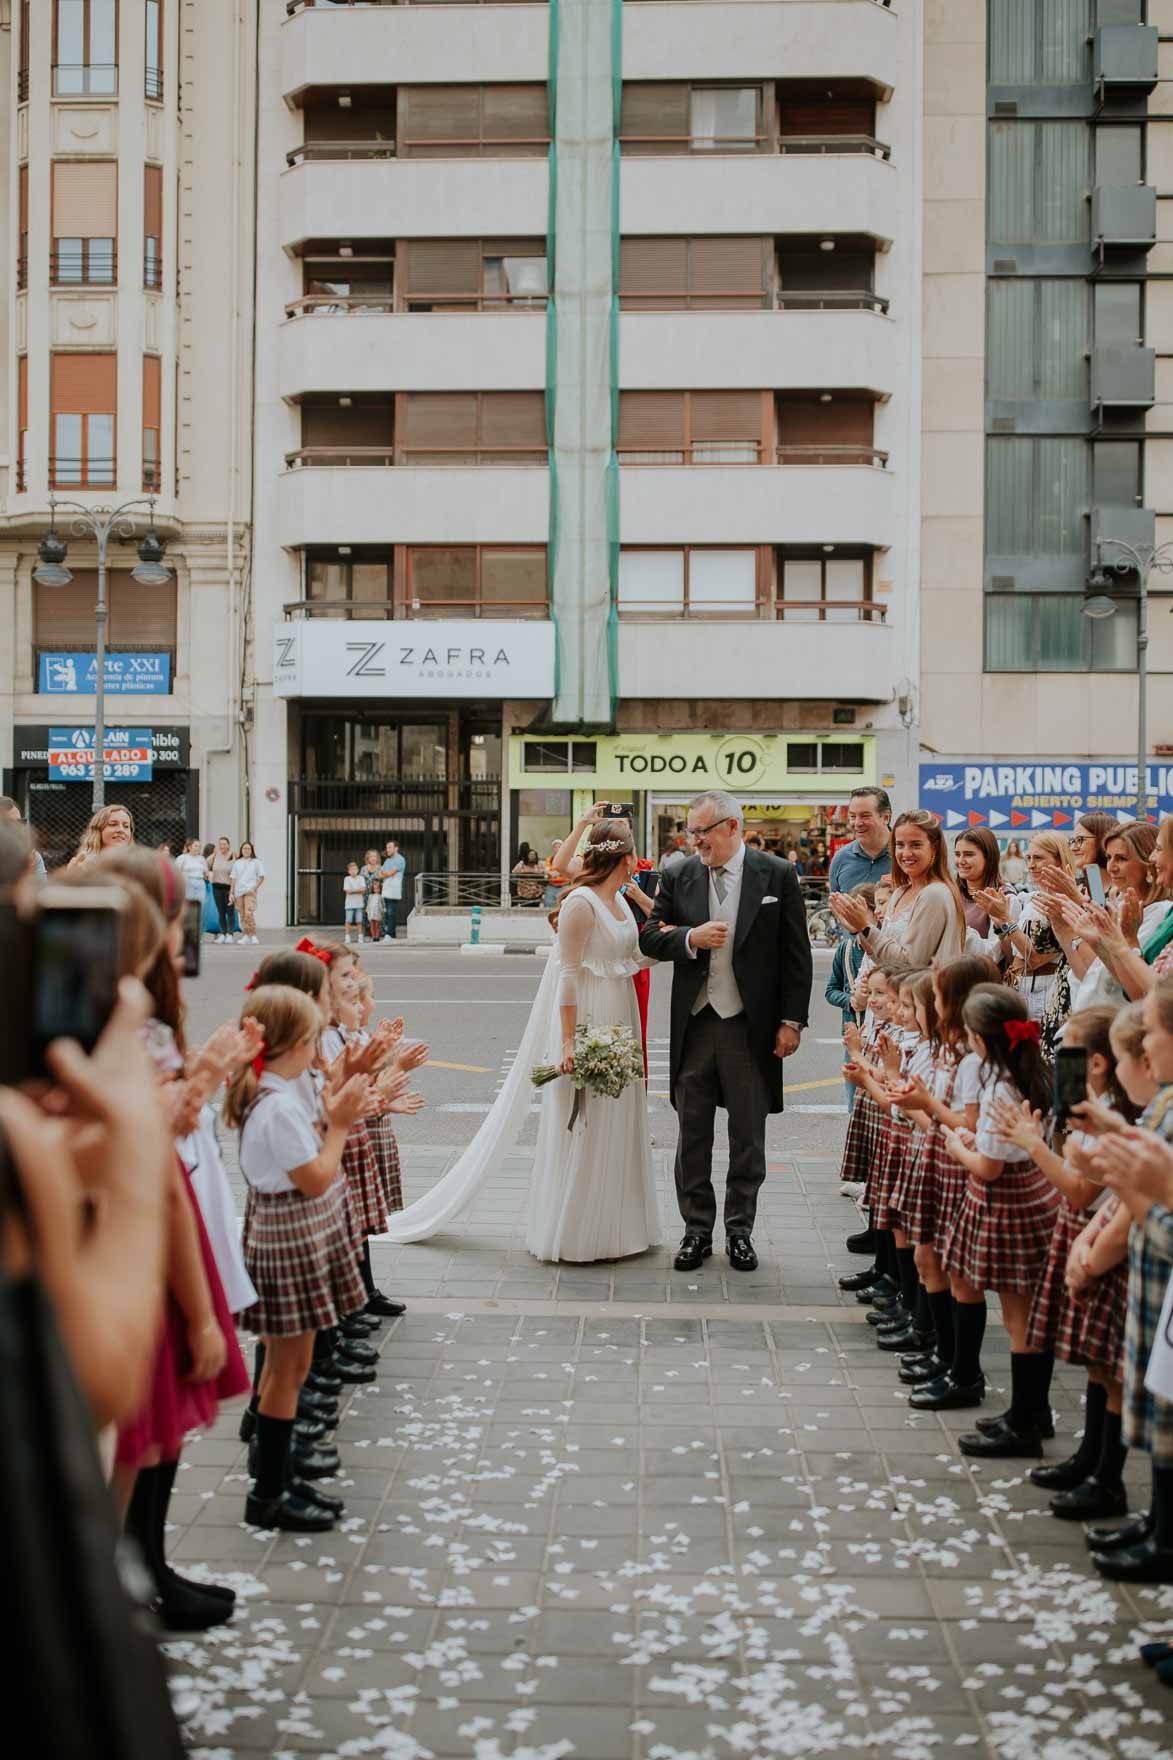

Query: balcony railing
[[144, 251, 163, 291], [17, 255, 27, 292], [17, 69, 29, 103], [49, 456, 117, 489], [286, 141, 396, 166], [50, 244, 117, 286], [288, 0, 545, 9], [620, 133, 769, 155], [618, 596, 886, 622], [779, 134, 891, 159], [776, 599, 886, 621], [286, 445, 397, 467], [776, 443, 888, 467], [618, 444, 764, 465], [145, 67, 164, 101], [285, 444, 547, 467], [283, 596, 549, 620], [775, 289, 889, 313], [285, 293, 396, 317], [52, 64, 119, 96], [404, 289, 547, 312]]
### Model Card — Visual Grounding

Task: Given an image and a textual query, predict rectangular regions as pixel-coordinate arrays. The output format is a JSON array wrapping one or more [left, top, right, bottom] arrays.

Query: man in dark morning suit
[[638, 790, 813, 1272]]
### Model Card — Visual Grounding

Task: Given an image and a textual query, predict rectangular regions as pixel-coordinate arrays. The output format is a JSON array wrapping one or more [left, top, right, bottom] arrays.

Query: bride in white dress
[[376, 818, 661, 1263]]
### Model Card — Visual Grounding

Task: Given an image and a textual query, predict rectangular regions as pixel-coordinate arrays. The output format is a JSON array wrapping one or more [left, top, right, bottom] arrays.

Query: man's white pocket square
[[761, 895, 779, 905]]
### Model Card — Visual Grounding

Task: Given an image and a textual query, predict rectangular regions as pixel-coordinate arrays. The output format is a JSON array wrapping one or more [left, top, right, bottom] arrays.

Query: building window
[[404, 547, 548, 618], [776, 395, 882, 466], [142, 354, 160, 490], [619, 82, 766, 155], [778, 554, 878, 622], [397, 85, 550, 159], [985, 436, 1089, 562], [34, 568, 178, 672], [145, 0, 162, 101], [988, 0, 1091, 86], [985, 593, 1138, 671], [304, 553, 394, 620], [776, 237, 884, 312], [294, 397, 395, 467], [51, 161, 118, 285], [519, 740, 598, 774], [617, 392, 765, 464], [50, 352, 116, 487], [988, 122, 1091, 246], [18, 0, 30, 102], [17, 356, 28, 493], [53, 0, 118, 97], [778, 84, 879, 154], [619, 236, 769, 310], [690, 86, 761, 151], [17, 166, 28, 292], [786, 741, 866, 772], [987, 279, 1088, 401], [401, 239, 546, 312], [397, 393, 547, 465], [618, 548, 762, 617], [144, 165, 163, 290], [298, 246, 395, 316]]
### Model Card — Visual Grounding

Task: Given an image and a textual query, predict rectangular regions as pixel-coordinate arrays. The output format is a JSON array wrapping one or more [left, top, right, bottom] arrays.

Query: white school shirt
[[955, 1052, 983, 1110], [230, 855, 265, 896], [238, 1071, 322, 1195], [974, 1073, 1033, 1163]]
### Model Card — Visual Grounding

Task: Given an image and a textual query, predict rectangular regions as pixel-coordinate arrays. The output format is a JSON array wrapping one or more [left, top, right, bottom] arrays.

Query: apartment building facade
[[0, 0, 255, 866], [258, 0, 919, 926], [919, 0, 1173, 834]]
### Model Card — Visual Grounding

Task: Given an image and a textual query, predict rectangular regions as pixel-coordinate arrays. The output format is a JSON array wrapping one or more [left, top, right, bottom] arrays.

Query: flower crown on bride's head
[[592, 838, 627, 854]]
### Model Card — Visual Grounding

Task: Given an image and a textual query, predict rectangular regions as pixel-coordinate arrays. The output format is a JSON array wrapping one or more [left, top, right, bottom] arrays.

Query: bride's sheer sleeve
[[556, 892, 593, 1007]]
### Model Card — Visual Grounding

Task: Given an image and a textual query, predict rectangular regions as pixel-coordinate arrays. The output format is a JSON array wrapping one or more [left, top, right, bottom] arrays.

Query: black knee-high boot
[[951, 1299, 987, 1386], [127, 1462, 234, 1630]]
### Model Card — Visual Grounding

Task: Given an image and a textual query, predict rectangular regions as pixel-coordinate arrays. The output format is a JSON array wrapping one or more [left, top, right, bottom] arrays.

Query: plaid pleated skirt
[[871, 1114, 914, 1233], [840, 1089, 883, 1187], [888, 1127, 928, 1232], [1124, 1212, 1173, 1462], [941, 1162, 1060, 1294], [367, 1112, 403, 1215], [1026, 1202, 1085, 1352], [343, 1120, 388, 1242], [240, 1179, 366, 1337], [1057, 1262, 1128, 1377]]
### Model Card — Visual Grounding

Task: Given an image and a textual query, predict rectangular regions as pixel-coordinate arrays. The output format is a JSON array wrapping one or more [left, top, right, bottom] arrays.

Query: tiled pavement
[[171, 1139, 1173, 1759]]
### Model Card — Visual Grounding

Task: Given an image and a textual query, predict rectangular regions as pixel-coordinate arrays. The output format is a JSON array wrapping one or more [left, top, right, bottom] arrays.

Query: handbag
[[0, 1156, 185, 1758]]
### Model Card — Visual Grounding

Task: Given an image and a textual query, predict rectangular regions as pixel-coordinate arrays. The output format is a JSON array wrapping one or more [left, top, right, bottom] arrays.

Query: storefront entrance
[[6, 725, 196, 871]]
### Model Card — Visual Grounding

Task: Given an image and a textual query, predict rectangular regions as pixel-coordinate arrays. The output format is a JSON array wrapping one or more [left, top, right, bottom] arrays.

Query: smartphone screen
[[33, 890, 125, 1069], [1085, 863, 1106, 907], [182, 900, 203, 979], [1052, 1045, 1089, 1126]]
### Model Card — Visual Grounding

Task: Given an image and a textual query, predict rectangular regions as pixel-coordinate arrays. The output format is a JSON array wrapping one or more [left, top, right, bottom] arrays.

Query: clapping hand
[[1086, 1127, 1173, 1208], [190, 1016, 266, 1095], [830, 892, 874, 934], [323, 1073, 375, 1131], [394, 1039, 430, 1076], [989, 1096, 1046, 1154], [1036, 862, 1083, 906], [943, 1124, 976, 1164], [843, 1022, 863, 1059], [973, 886, 1012, 926], [387, 1090, 425, 1117], [1068, 1093, 1128, 1137]]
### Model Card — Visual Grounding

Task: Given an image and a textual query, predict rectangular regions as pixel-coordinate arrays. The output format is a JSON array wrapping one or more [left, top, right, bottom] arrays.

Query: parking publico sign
[[919, 760, 1173, 829]]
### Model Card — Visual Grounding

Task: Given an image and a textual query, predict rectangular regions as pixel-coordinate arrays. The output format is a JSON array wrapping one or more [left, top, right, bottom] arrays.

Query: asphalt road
[[185, 939, 848, 1158]]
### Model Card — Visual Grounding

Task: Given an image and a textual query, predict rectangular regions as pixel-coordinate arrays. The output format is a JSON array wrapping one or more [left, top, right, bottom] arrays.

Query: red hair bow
[[1005, 1019, 1041, 1049], [244, 969, 260, 993], [295, 936, 334, 967], [251, 1040, 269, 1080]]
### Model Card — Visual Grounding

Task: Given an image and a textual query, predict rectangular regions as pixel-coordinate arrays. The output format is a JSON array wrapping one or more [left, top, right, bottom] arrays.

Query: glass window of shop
[[303, 716, 448, 783]]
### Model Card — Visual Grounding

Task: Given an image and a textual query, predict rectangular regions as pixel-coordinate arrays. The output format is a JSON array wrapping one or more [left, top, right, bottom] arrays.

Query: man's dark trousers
[[673, 1004, 773, 1240]]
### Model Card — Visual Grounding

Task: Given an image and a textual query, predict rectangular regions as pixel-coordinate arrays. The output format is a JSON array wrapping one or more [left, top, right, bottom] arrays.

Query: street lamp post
[[1083, 537, 1173, 823], [33, 497, 171, 813]]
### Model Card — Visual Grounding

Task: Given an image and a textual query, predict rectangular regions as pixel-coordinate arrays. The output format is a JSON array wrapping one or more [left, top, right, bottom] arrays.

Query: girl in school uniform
[[922, 984, 1059, 1437], [224, 984, 375, 1532], [839, 968, 902, 1303], [982, 1006, 1135, 1475], [354, 972, 427, 1315], [867, 971, 935, 1353]]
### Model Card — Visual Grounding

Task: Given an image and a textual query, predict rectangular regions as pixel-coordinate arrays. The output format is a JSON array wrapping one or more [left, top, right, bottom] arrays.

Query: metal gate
[[24, 771, 192, 873], [287, 777, 500, 927]]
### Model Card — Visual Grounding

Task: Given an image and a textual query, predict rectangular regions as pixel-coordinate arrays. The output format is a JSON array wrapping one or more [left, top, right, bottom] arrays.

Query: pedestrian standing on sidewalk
[[380, 840, 406, 942], [343, 861, 366, 944], [209, 837, 235, 942], [366, 876, 384, 943], [230, 840, 265, 945]]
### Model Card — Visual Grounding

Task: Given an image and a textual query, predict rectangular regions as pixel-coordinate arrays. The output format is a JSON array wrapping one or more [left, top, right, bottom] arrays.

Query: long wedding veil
[[374, 943, 561, 1243]]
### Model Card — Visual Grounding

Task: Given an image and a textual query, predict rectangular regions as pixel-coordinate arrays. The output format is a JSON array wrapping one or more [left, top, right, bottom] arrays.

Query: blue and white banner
[[919, 760, 1173, 830], [38, 652, 171, 695], [47, 726, 155, 783]]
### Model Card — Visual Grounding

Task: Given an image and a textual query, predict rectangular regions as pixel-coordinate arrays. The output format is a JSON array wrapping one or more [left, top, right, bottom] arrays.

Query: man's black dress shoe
[[674, 1234, 712, 1272], [958, 1416, 1044, 1459], [1050, 1478, 1128, 1522], [245, 1490, 335, 1533], [847, 1228, 879, 1256], [908, 1373, 985, 1411], [1088, 1511, 1152, 1552], [727, 1234, 758, 1272]]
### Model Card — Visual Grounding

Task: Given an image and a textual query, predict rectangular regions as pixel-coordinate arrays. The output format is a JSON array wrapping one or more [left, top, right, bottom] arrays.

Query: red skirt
[[840, 1089, 883, 1187], [941, 1163, 1060, 1294], [632, 968, 650, 1079], [116, 1160, 249, 1469], [1026, 1202, 1085, 1352], [343, 1120, 387, 1242], [1056, 1260, 1128, 1377], [871, 1114, 914, 1233], [367, 1113, 403, 1215]]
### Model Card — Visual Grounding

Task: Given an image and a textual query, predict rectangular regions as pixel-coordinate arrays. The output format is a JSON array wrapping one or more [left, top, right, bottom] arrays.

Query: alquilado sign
[[511, 733, 875, 793]]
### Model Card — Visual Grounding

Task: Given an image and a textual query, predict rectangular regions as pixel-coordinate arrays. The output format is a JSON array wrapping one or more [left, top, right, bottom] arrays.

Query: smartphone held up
[[0, 884, 130, 1085]]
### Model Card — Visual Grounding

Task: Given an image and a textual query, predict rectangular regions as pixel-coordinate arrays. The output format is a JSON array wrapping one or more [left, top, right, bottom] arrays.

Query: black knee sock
[[249, 1340, 266, 1413], [1033, 1349, 1055, 1419], [1152, 1463, 1173, 1549], [914, 1282, 932, 1334], [1007, 1353, 1038, 1428], [154, 1456, 180, 1580], [360, 1238, 376, 1298], [254, 1415, 295, 1502], [927, 1290, 955, 1365], [1094, 1406, 1127, 1491], [125, 1463, 166, 1589], [951, 1300, 987, 1385], [895, 1246, 918, 1315], [1066, 1381, 1108, 1476], [314, 1326, 337, 1364]]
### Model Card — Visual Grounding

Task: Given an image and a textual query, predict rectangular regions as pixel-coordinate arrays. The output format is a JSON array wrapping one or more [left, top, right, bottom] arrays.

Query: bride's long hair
[[549, 818, 634, 929]]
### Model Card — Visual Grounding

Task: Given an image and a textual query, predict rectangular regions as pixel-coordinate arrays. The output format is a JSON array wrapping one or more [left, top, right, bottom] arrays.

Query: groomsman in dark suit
[[639, 790, 813, 1272]]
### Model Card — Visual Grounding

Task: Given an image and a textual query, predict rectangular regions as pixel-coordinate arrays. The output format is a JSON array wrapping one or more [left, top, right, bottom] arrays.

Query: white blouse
[[974, 1073, 1032, 1163], [238, 1071, 322, 1195]]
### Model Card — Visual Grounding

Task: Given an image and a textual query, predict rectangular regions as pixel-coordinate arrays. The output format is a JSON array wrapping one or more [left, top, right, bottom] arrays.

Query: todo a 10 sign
[[47, 726, 155, 782]]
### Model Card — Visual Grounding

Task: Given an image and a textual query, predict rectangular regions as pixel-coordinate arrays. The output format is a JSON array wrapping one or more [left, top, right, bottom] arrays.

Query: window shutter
[[478, 392, 546, 459], [689, 237, 767, 307], [778, 397, 874, 454], [400, 86, 481, 154], [690, 391, 763, 445], [18, 355, 27, 429], [144, 164, 163, 237], [620, 237, 688, 306], [51, 352, 117, 414], [52, 161, 118, 238], [780, 99, 874, 138], [302, 401, 393, 449], [400, 393, 479, 456], [481, 85, 549, 152], [482, 236, 545, 258], [109, 575, 178, 647], [143, 355, 161, 428], [19, 164, 28, 234], [620, 84, 690, 151], [403, 238, 481, 295], [35, 572, 103, 646], [618, 392, 687, 456]]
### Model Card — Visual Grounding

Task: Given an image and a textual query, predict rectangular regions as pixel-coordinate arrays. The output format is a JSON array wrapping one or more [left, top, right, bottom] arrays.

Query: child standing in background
[[343, 861, 366, 946], [365, 877, 384, 944]]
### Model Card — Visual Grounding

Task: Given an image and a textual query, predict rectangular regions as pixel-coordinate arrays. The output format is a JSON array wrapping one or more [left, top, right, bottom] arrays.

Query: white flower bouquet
[[532, 1023, 645, 1127]]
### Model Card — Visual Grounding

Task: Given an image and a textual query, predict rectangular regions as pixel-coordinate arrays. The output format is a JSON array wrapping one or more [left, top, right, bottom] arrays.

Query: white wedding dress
[[375, 884, 661, 1263]]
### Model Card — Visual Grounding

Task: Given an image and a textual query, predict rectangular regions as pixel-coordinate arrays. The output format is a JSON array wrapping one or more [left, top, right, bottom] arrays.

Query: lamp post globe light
[[1082, 537, 1173, 824], [33, 497, 172, 811]]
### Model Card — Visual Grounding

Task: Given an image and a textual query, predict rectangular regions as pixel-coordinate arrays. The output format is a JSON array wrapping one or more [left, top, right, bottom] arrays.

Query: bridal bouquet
[[532, 1024, 645, 1121]]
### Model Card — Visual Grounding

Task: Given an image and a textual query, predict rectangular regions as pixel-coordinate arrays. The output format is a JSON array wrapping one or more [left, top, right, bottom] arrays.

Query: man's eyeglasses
[[688, 819, 734, 841]]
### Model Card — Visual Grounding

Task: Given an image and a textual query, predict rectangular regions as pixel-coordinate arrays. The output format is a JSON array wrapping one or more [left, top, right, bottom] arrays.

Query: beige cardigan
[[862, 880, 965, 971]]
